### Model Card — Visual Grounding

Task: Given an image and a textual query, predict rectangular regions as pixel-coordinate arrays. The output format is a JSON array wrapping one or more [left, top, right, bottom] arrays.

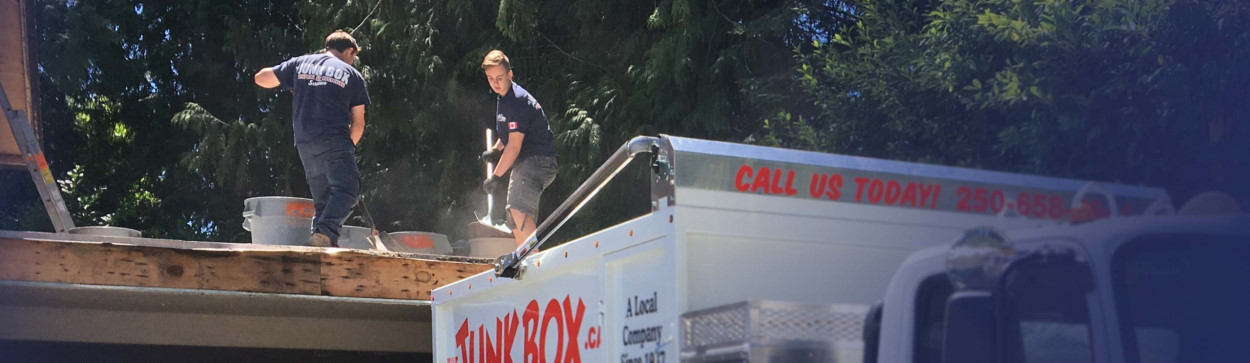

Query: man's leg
[[505, 156, 558, 248], [508, 208, 536, 247], [313, 144, 360, 242], [298, 143, 333, 245]]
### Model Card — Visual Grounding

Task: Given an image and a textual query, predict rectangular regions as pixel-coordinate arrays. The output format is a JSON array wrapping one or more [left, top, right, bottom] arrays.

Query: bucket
[[468, 237, 516, 258], [68, 226, 142, 238], [386, 231, 452, 255], [337, 225, 375, 250], [242, 196, 315, 246]]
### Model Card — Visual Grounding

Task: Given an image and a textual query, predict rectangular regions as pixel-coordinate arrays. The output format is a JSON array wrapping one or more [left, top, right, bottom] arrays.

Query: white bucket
[[337, 225, 376, 249], [386, 231, 452, 255], [242, 196, 314, 246], [467, 237, 516, 258], [68, 226, 142, 238]]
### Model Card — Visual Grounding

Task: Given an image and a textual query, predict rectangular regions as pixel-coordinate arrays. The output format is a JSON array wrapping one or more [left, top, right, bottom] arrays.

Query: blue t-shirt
[[273, 54, 371, 144], [495, 83, 555, 159]]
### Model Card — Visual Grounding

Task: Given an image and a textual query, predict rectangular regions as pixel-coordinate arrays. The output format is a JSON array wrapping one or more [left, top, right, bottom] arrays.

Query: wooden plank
[[0, 237, 493, 300], [321, 254, 491, 300], [0, 154, 23, 167], [1, 0, 34, 157]]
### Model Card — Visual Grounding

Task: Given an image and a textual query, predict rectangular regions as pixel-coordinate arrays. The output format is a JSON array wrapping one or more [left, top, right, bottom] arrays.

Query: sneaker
[[309, 233, 336, 247]]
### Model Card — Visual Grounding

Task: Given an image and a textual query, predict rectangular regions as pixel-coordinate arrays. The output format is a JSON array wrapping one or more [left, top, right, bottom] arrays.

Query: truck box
[[431, 135, 1168, 363]]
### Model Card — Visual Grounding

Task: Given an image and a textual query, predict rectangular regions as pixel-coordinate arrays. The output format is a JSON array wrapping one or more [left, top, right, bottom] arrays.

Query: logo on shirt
[[508, 122, 518, 130], [295, 62, 350, 88]]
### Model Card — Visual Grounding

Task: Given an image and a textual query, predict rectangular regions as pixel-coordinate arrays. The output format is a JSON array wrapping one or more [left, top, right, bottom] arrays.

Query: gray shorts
[[507, 155, 558, 218]]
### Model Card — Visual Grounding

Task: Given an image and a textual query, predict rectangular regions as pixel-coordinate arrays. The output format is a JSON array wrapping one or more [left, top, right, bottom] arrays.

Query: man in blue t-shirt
[[253, 30, 371, 247], [479, 50, 558, 247]]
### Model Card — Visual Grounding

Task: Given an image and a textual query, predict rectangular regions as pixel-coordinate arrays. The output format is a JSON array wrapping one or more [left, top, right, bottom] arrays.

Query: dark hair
[[325, 30, 359, 53], [481, 50, 511, 71]]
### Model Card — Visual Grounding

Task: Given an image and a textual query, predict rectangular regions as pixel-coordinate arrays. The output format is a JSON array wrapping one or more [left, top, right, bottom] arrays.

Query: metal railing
[[495, 136, 663, 278]]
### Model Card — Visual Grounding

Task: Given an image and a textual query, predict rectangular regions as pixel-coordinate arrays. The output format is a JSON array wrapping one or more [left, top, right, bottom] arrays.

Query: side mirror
[[942, 291, 995, 363]]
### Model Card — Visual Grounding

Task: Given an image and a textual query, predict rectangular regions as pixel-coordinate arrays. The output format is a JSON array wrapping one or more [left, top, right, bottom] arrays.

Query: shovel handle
[[485, 128, 495, 219]]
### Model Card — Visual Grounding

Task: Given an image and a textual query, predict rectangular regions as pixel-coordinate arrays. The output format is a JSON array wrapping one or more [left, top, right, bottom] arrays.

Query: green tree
[[779, 0, 1250, 205], [491, 0, 856, 236], [5, 0, 309, 240], [9, 0, 1240, 246], [169, 0, 510, 240]]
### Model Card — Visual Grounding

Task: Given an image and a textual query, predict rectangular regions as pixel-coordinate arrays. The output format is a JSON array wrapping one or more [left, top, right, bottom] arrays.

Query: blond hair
[[481, 50, 511, 71]]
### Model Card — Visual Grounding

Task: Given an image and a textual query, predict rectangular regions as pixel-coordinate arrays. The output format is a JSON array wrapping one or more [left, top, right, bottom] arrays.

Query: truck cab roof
[[902, 212, 1250, 273]]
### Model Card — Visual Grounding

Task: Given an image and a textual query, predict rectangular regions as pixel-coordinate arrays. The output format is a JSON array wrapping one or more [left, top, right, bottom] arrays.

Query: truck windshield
[[1112, 235, 1250, 363]]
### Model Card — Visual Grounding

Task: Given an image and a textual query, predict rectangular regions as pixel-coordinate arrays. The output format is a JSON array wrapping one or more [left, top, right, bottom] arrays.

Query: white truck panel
[[605, 232, 680, 363], [434, 211, 677, 363], [673, 185, 1104, 311]]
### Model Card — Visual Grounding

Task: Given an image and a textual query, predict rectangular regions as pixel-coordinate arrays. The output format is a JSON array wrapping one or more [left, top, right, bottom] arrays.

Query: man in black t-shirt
[[480, 50, 558, 247], [254, 30, 371, 247]]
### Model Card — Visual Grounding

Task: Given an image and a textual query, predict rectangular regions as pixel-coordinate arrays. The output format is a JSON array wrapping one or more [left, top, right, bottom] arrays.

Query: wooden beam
[[321, 253, 490, 300], [0, 237, 493, 300], [1, 0, 35, 156], [0, 154, 24, 168]]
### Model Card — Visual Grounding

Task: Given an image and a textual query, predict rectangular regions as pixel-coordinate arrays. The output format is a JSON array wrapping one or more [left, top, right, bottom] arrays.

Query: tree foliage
[[775, 0, 1250, 203], [3, 0, 1245, 243]]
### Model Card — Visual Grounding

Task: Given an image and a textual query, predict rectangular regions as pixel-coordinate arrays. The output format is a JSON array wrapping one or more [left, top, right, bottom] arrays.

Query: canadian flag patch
[[508, 122, 518, 130]]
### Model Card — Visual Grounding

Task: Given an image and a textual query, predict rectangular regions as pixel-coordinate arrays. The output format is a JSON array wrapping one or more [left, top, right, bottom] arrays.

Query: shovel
[[482, 129, 496, 223], [470, 129, 513, 238], [358, 197, 393, 251]]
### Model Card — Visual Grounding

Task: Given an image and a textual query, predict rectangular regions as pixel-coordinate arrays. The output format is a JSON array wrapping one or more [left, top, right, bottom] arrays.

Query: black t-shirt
[[273, 54, 371, 144], [495, 83, 555, 159]]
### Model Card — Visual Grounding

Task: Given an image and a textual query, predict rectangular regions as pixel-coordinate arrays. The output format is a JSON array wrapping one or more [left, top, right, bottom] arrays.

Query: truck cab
[[868, 195, 1249, 363]]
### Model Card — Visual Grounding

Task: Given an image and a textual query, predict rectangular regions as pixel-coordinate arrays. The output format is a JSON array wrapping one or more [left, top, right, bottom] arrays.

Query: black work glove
[[480, 148, 502, 163], [483, 175, 503, 194]]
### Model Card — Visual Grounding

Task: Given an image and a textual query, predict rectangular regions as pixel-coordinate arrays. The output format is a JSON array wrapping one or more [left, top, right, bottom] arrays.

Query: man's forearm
[[493, 145, 521, 177], [492, 132, 525, 176], [350, 106, 365, 145], [351, 122, 364, 145]]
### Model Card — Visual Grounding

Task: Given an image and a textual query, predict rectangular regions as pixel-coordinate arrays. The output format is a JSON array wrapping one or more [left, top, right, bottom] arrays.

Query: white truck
[[432, 135, 1238, 363], [865, 193, 1249, 363]]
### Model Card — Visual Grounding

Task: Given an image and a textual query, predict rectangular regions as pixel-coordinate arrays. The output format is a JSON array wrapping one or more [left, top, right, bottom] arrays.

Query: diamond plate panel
[[682, 301, 868, 351]]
